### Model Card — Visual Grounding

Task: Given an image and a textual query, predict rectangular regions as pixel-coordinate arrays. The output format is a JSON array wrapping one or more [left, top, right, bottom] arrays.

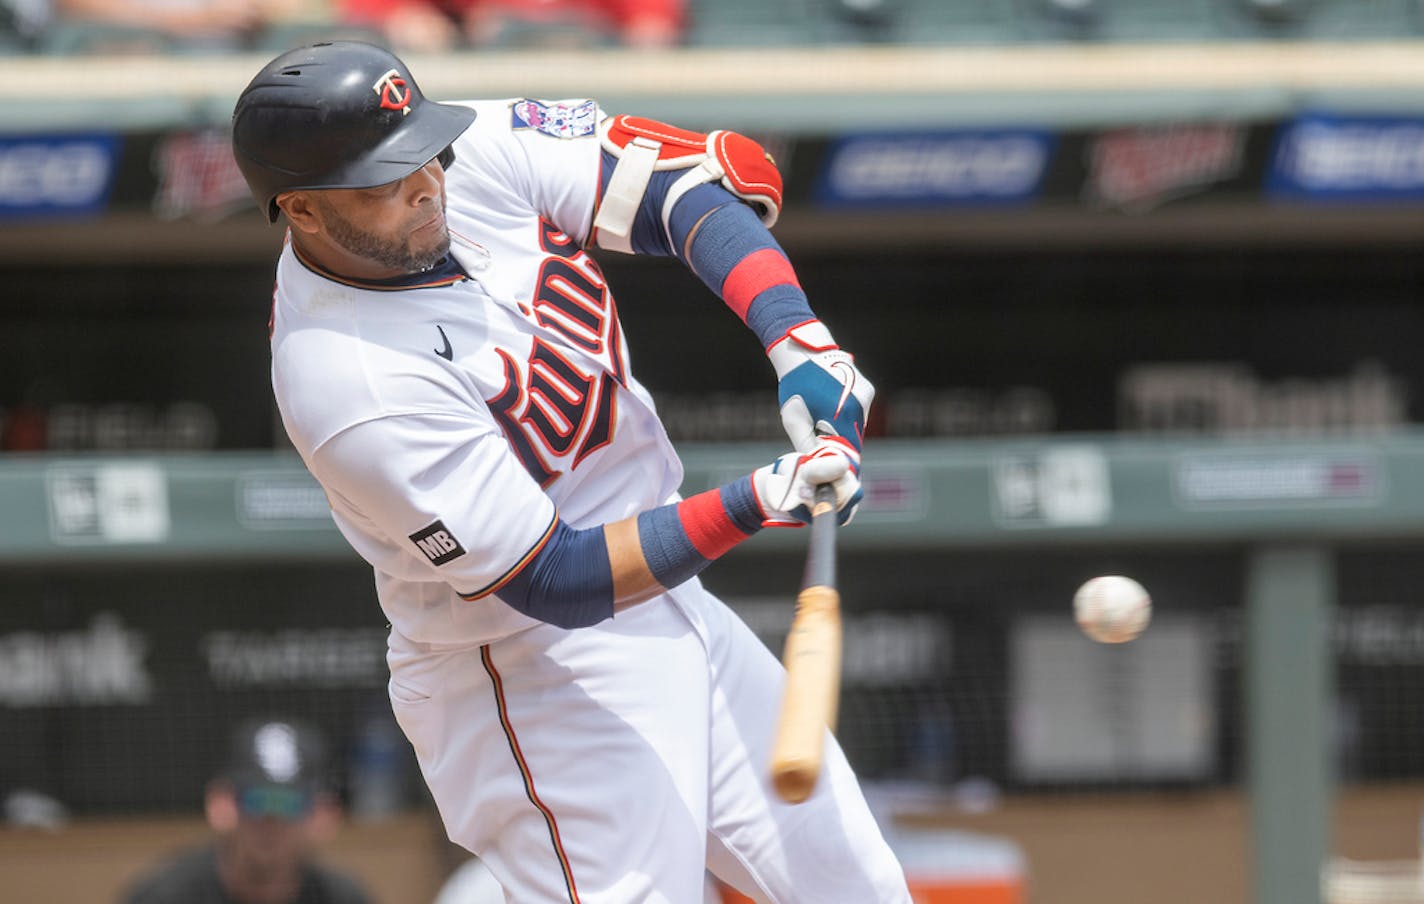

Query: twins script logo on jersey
[[488, 221, 627, 487], [510, 99, 597, 139], [373, 69, 413, 115]]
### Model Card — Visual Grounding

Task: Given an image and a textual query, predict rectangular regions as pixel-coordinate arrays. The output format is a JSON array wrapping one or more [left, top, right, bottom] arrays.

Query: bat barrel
[[771, 759, 820, 804], [771, 481, 842, 805], [769, 584, 842, 803]]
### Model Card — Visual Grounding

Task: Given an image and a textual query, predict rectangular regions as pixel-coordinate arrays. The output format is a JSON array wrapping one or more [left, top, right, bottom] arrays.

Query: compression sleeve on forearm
[[487, 476, 764, 627], [494, 520, 616, 629], [674, 195, 816, 349], [637, 475, 764, 590]]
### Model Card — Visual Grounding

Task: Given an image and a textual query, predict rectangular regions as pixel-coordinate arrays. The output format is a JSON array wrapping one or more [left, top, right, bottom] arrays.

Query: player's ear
[[305, 792, 341, 842], [277, 191, 321, 233], [205, 781, 240, 832]]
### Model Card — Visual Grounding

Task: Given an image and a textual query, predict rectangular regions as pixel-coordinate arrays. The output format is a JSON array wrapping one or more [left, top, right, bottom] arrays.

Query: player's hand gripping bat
[[769, 482, 841, 804]]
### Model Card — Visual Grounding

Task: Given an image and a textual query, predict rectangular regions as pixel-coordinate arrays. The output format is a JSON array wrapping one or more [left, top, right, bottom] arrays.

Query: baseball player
[[119, 718, 372, 904], [232, 41, 910, 903]]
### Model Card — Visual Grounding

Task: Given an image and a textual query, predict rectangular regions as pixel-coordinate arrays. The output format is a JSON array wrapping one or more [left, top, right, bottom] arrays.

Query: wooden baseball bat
[[770, 483, 842, 804]]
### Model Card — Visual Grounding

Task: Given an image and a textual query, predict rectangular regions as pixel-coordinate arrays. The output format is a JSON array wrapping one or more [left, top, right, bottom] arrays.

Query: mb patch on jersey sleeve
[[410, 519, 467, 566], [510, 99, 598, 139]]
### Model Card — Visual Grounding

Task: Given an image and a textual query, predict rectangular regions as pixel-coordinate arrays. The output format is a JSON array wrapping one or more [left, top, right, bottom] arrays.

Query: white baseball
[[1073, 575, 1151, 643]]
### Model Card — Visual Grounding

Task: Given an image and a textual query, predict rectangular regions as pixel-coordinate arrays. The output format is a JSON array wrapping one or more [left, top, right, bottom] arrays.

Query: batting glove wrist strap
[[770, 321, 875, 453], [767, 320, 838, 376], [753, 439, 863, 527]]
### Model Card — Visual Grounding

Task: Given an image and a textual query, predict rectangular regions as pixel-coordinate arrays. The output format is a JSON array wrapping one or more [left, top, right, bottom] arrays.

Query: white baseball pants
[[387, 579, 911, 903]]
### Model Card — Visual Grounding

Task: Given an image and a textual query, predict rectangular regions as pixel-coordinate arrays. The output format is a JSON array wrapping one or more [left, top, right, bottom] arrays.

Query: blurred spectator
[[117, 718, 373, 904], [0, 0, 51, 48], [340, 0, 684, 52], [45, 0, 328, 52]]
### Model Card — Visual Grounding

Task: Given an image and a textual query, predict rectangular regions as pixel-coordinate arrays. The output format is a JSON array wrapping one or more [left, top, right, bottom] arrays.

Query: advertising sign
[[814, 129, 1053, 207], [0, 133, 119, 220], [1268, 114, 1424, 201]]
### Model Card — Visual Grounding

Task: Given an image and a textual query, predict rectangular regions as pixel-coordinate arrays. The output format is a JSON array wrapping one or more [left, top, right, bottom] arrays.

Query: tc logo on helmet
[[372, 68, 413, 115]]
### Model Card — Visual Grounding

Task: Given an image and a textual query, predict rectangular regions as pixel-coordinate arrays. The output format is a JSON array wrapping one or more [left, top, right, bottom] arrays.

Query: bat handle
[[803, 482, 838, 591]]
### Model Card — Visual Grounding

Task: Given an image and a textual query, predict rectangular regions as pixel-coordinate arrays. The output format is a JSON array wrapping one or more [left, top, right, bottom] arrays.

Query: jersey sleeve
[[459, 98, 605, 246], [309, 410, 557, 599]]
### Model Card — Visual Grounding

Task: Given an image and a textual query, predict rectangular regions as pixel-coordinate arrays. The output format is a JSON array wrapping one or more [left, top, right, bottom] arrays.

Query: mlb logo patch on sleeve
[[510, 99, 597, 139], [410, 520, 466, 565]]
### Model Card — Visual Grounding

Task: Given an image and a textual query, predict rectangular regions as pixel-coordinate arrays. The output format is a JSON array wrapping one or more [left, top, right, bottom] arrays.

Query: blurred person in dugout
[[119, 718, 374, 904], [339, 0, 683, 52]]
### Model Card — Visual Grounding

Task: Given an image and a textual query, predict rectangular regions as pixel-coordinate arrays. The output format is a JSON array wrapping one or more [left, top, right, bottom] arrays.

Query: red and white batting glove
[[769, 321, 875, 454], [752, 438, 862, 527]]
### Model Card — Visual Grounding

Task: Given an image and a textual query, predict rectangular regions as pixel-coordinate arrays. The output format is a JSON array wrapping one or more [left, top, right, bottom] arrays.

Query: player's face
[[313, 158, 450, 277], [231, 809, 312, 872]]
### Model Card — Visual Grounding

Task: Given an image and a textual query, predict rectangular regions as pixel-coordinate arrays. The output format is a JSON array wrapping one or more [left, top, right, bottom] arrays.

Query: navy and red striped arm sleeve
[[637, 476, 764, 590], [480, 477, 765, 629], [672, 196, 815, 350], [597, 150, 816, 350]]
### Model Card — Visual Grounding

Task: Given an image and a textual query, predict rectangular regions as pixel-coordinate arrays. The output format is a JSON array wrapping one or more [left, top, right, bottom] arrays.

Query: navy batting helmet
[[231, 41, 476, 223]]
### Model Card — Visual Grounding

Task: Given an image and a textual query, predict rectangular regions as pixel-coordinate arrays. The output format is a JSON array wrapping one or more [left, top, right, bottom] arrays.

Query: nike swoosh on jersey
[[435, 325, 453, 361]]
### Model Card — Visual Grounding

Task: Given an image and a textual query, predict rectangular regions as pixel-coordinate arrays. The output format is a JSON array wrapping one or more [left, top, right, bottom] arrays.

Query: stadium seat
[[255, 21, 387, 53], [685, 0, 824, 47], [1245, 0, 1420, 40], [0, 0, 36, 53], [474, 18, 620, 50], [1090, 0, 1227, 42], [688, 0, 1418, 47], [879, 0, 1023, 45], [37, 22, 175, 55], [0, 29, 25, 54]]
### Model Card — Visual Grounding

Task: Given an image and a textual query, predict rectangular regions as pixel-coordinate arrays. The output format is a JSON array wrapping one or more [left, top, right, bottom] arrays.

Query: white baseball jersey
[[271, 98, 683, 647], [269, 97, 911, 904]]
